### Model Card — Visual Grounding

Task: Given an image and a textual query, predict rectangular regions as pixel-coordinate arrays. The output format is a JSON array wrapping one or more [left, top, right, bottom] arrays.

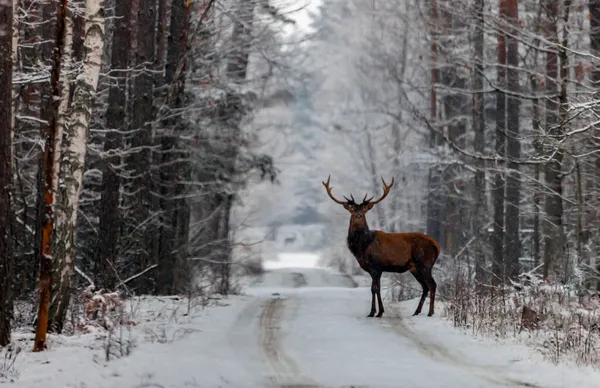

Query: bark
[[472, 0, 487, 284], [531, 76, 542, 268], [50, 0, 106, 333], [98, 0, 132, 291], [491, 0, 507, 283], [556, 0, 570, 281], [426, 0, 443, 245], [48, 4, 74, 331], [151, 0, 169, 291], [390, 19, 409, 232], [9, 0, 17, 162], [33, 0, 69, 353], [156, 0, 193, 294], [33, 0, 61, 294], [127, 0, 157, 293], [210, 0, 255, 293], [0, 0, 14, 348], [51, 12, 74, 204], [542, 0, 562, 281], [589, 0, 600, 289], [504, 0, 521, 281], [364, 126, 386, 229]]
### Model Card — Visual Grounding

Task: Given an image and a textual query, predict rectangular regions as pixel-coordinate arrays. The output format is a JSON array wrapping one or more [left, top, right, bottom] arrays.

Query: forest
[[1, 0, 600, 378]]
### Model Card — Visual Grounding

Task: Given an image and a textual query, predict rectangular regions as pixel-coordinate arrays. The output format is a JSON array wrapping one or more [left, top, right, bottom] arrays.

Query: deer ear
[[342, 203, 352, 211], [365, 203, 375, 211]]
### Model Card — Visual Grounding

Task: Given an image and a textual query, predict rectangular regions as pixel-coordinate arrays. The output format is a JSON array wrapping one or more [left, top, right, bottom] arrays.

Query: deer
[[322, 175, 440, 318]]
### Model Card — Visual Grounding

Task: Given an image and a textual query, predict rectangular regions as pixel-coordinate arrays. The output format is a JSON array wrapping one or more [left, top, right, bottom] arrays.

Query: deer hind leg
[[422, 268, 437, 317], [374, 273, 384, 318], [410, 271, 429, 316]]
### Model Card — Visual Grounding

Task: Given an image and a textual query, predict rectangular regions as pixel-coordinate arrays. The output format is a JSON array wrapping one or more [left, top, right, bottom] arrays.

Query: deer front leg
[[367, 275, 377, 317]]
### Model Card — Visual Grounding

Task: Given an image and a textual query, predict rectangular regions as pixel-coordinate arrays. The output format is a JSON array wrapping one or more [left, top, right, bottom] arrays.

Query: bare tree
[[0, 0, 14, 348], [50, 0, 106, 333], [33, 0, 69, 352]]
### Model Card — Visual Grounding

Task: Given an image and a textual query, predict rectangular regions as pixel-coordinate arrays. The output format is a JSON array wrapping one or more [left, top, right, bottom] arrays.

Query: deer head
[[322, 175, 395, 229]]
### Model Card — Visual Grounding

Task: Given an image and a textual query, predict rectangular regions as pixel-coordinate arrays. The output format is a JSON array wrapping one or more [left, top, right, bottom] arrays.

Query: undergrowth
[[443, 267, 600, 367]]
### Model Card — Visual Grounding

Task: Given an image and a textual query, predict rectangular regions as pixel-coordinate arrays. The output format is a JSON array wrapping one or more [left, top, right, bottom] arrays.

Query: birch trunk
[[47, 9, 73, 330], [51, 0, 106, 333], [52, 13, 74, 199]]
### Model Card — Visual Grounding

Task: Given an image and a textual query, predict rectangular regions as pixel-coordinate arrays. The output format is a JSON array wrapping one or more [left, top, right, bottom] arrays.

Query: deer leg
[[410, 271, 429, 316], [375, 273, 384, 318], [367, 275, 377, 317], [423, 269, 437, 317]]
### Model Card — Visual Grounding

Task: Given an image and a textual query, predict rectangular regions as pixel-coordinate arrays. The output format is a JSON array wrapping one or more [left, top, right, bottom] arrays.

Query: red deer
[[322, 176, 440, 318]]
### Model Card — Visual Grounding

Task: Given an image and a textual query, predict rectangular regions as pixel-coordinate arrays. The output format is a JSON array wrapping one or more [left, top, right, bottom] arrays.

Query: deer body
[[324, 176, 440, 318]]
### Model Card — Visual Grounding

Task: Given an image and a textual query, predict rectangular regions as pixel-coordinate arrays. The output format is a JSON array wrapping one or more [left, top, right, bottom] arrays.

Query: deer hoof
[[376, 312, 383, 318], [412, 311, 420, 316], [367, 312, 375, 317], [427, 311, 434, 317]]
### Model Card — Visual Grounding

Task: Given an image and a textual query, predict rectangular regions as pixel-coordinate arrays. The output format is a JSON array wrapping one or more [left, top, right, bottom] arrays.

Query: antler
[[360, 193, 374, 205], [365, 176, 395, 206], [322, 175, 348, 205]]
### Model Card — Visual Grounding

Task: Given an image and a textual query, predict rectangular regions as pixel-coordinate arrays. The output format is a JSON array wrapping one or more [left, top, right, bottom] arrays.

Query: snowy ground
[[6, 261, 600, 387]]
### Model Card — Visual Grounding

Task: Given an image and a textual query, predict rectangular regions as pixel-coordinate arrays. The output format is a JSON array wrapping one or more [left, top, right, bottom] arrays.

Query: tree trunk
[[211, 0, 256, 293], [504, 0, 521, 281], [0, 0, 14, 347], [126, 0, 157, 293], [390, 19, 410, 232], [33, 0, 69, 352], [589, 0, 600, 289], [491, 0, 507, 284], [426, 0, 443, 245], [364, 126, 386, 228], [542, 0, 562, 282], [98, 0, 132, 291], [556, 0, 571, 282], [50, 0, 106, 333], [472, 0, 487, 284], [48, 3, 74, 333], [156, 0, 193, 294]]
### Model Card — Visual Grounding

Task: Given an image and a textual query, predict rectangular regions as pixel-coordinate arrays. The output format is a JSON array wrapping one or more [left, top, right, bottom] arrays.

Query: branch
[[116, 264, 159, 289], [75, 265, 95, 287]]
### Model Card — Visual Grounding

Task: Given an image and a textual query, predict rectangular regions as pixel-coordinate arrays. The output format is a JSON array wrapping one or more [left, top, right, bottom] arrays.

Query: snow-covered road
[[12, 267, 600, 388], [229, 267, 545, 388]]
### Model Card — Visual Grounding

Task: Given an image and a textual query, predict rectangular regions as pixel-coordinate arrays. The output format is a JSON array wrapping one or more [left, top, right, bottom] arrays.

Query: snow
[[6, 262, 600, 387]]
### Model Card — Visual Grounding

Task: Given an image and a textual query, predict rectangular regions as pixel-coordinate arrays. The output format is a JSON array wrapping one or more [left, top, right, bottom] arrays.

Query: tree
[[471, 0, 487, 284], [50, 0, 106, 333], [491, 0, 508, 284], [124, 0, 158, 293], [542, 0, 563, 281], [33, 0, 69, 352], [0, 0, 14, 348], [504, 0, 521, 281], [96, 0, 132, 292]]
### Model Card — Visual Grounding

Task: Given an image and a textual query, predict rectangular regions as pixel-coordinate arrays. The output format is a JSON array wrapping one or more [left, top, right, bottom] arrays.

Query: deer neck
[[347, 220, 375, 257]]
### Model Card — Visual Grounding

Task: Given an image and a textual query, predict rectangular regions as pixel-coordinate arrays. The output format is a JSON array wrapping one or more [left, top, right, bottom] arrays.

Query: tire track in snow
[[227, 297, 267, 386], [379, 306, 541, 388], [258, 296, 322, 388]]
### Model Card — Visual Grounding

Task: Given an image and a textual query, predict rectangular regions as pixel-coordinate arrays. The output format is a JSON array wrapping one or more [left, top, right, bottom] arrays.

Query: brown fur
[[323, 175, 441, 318]]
